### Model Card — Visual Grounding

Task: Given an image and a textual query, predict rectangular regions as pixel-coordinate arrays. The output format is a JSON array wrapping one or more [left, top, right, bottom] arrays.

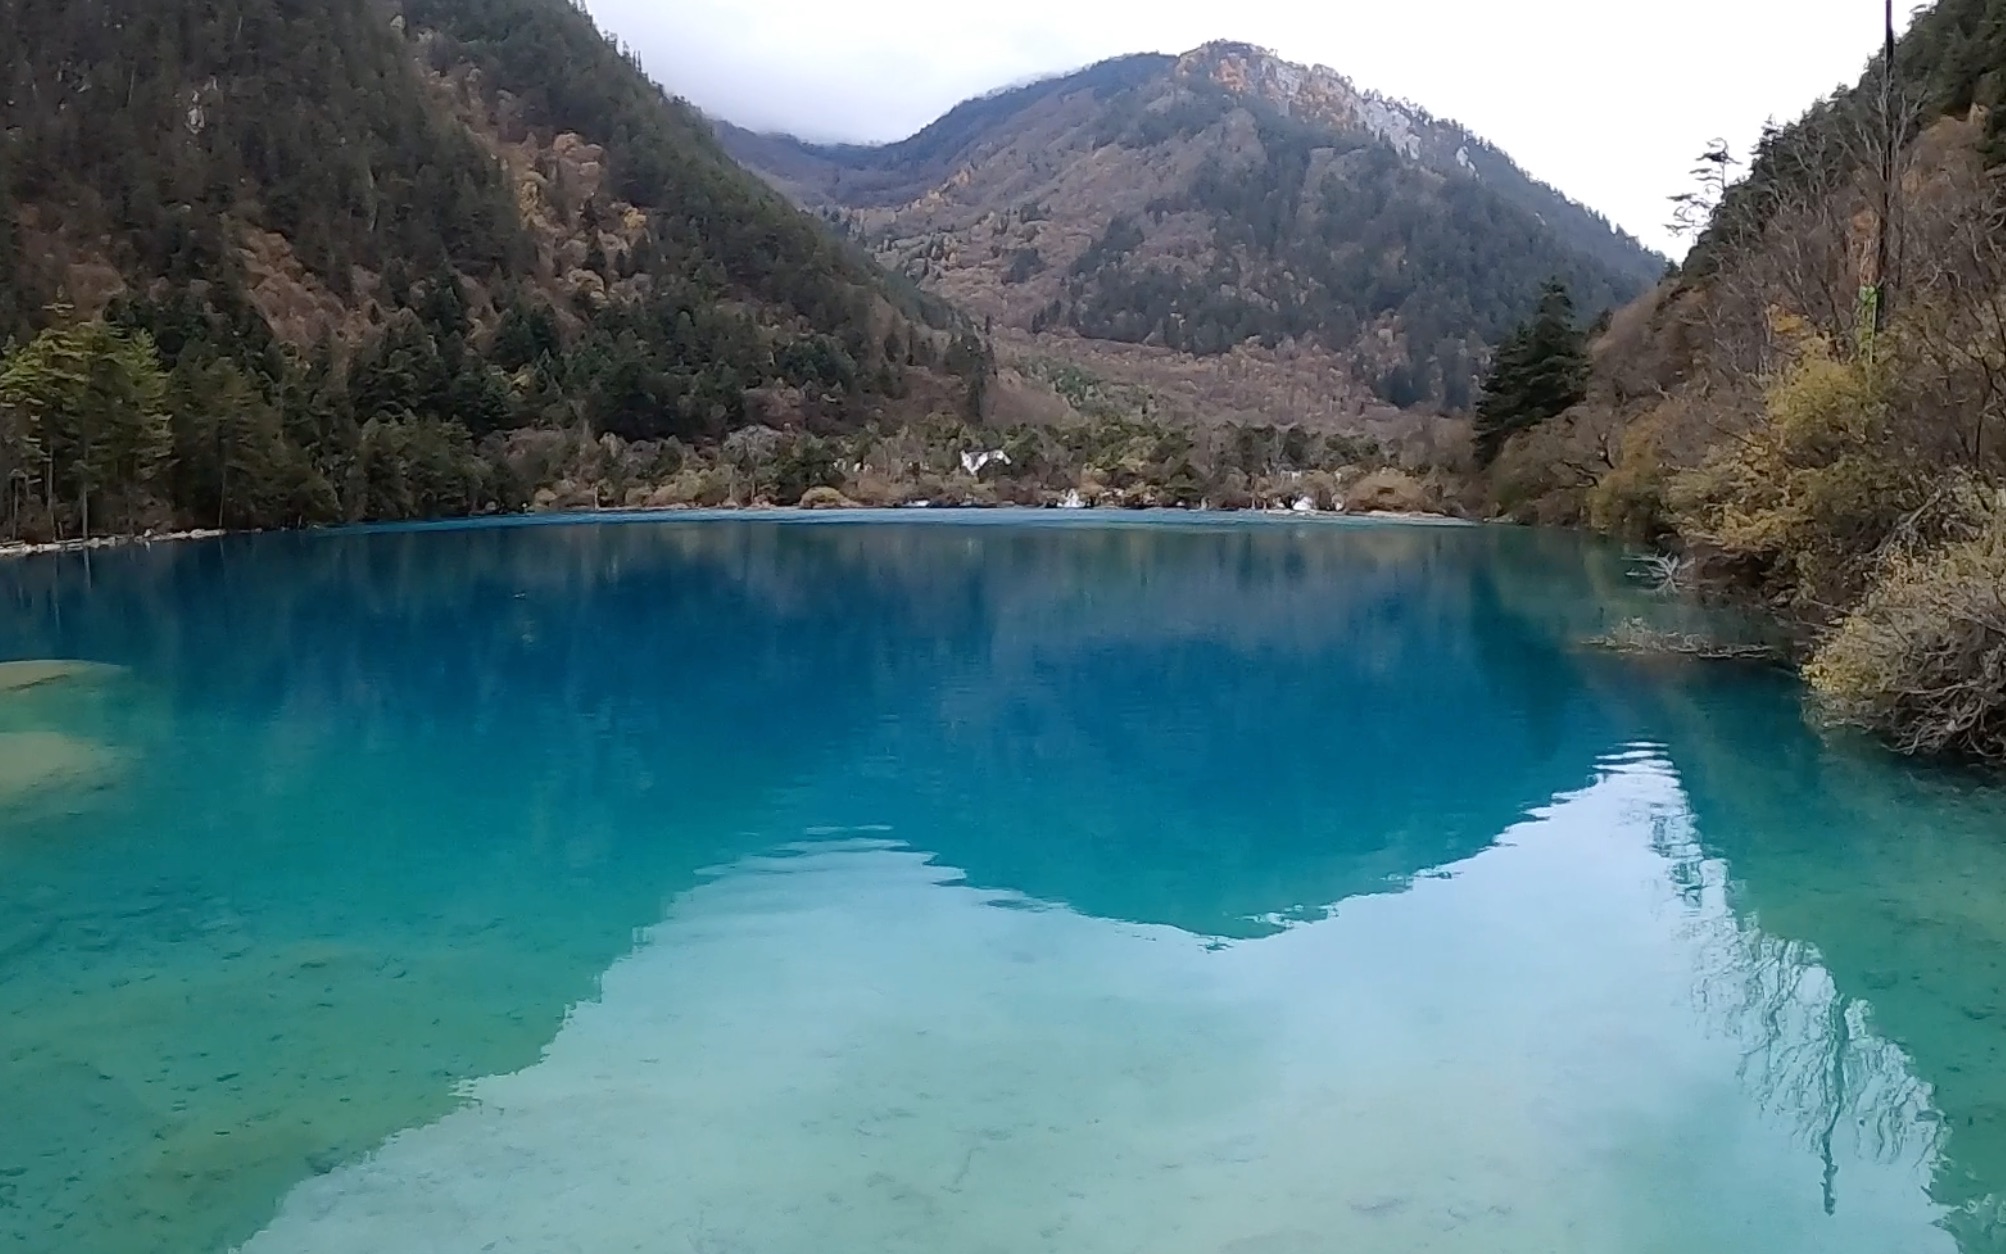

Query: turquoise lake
[[3, 512, 2005, 1253]]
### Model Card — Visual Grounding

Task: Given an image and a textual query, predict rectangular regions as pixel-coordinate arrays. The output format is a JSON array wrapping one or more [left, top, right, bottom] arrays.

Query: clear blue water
[[2, 512, 2005, 1254]]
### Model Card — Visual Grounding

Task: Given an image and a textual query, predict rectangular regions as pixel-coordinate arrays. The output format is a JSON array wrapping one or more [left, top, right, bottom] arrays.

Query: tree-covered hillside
[[0, 0, 976, 539], [1681, 0, 2006, 289], [0, 0, 532, 329], [1486, 0, 2006, 766], [1055, 91, 1639, 409]]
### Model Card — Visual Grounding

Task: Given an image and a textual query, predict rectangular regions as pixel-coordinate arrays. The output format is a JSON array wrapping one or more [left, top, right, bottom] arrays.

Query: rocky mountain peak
[[1175, 42, 1427, 159], [715, 42, 1661, 428]]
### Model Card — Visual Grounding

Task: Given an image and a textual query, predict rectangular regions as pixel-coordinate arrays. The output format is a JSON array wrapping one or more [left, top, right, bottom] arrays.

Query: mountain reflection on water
[[0, 513, 2001, 1254]]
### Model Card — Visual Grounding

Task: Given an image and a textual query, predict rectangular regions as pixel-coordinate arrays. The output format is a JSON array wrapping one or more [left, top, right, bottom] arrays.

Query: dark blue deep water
[[2, 513, 2004, 1253]]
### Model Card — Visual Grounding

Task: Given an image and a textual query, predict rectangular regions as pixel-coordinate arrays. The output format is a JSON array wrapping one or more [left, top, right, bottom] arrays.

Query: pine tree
[[0, 319, 170, 537], [0, 362, 43, 540], [165, 355, 336, 529], [0, 149, 27, 344], [1472, 282, 1589, 466], [86, 323, 173, 532]]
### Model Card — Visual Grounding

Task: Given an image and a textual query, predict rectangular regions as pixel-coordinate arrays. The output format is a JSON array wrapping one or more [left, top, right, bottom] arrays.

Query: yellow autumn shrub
[[1807, 499, 2006, 761], [1670, 348, 1927, 612]]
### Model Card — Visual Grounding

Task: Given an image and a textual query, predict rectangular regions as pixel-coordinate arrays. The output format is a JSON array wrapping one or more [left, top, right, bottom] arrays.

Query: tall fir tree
[[1472, 281, 1590, 465], [0, 319, 171, 537]]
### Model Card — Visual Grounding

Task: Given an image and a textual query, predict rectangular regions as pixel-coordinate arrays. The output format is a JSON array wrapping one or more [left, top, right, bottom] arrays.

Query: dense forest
[[1053, 79, 1644, 408], [1485, 0, 2006, 763], [0, 0, 983, 540]]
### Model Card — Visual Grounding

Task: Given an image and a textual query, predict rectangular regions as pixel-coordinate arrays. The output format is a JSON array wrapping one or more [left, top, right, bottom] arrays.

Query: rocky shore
[[0, 530, 227, 562]]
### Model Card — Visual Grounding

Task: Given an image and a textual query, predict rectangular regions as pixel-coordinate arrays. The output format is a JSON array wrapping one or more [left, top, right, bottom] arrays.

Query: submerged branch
[[1582, 618, 1782, 662]]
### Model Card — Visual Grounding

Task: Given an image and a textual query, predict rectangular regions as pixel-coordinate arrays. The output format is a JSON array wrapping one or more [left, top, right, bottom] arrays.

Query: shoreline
[[0, 506, 1467, 559], [0, 530, 229, 562]]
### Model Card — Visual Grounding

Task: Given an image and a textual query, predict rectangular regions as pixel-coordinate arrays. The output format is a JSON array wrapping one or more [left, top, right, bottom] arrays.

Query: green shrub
[[1586, 410, 1675, 540], [1343, 469, 1435, 514], [1487, 430, 1586, 524], [796, 485, 857, 510]]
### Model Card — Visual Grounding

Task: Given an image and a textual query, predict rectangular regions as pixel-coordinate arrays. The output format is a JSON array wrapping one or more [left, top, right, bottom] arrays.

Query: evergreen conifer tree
[[1472, 281, 1590, 465]]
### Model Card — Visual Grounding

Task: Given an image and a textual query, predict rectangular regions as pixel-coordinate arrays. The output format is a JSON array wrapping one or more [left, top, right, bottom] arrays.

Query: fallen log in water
[[1581, 618, 1782, 663]]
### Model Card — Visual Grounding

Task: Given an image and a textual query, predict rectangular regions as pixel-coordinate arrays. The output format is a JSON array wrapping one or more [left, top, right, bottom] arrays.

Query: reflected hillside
[[778, 522, 1660, 934], [1645, 669, 2006, 1249], [1, 518, 1662, 942]]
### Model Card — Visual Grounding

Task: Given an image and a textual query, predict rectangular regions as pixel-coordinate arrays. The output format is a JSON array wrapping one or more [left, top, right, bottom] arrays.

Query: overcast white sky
[[589, 0, 1916, 255]]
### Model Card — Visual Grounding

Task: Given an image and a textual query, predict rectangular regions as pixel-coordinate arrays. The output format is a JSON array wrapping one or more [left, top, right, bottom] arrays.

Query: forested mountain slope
[[1486, 0, 2006, 763], [719, 43, 1663, 421], [0, 0, 977, 537]]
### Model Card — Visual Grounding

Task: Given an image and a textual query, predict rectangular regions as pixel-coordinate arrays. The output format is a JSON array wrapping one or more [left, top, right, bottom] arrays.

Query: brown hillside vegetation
[[1491, 89, 2006, 762]]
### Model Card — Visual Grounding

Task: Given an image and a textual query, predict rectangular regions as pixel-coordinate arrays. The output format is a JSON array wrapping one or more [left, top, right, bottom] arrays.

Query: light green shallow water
[[1, 512, 2003, 1253]]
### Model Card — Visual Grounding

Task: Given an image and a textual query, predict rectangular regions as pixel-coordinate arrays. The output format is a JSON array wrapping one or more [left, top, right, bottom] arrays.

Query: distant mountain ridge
[[1169, 44, 1658, 285], [718, 41, 1663, 418]]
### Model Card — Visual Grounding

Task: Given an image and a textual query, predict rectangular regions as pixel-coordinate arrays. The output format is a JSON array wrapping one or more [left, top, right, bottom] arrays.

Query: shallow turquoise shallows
[[4, 513, 2006, 1254]]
